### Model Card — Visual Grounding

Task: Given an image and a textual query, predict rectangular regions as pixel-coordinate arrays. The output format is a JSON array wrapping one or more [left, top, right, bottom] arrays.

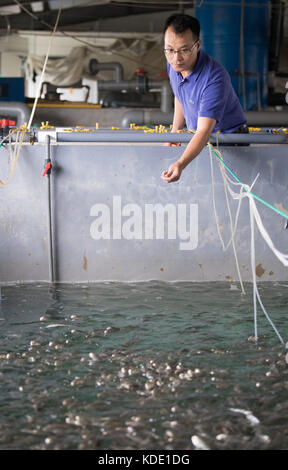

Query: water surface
[[0, 281, 287, 450]]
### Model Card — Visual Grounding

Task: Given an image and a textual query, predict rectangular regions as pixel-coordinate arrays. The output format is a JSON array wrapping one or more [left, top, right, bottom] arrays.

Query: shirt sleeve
[[198, 71, 229, 123]]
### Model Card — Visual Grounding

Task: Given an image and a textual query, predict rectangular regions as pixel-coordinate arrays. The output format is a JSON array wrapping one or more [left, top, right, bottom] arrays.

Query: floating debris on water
[[191, 435, 210, 450], [229, 408, 260, 426]]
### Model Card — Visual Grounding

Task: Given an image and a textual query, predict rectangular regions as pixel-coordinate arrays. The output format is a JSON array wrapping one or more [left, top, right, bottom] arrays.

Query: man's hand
[[163, 142, 181, 147], [161, 117, 216, 184], [161, 161, 184, 183], [161, 117, 216, 183]]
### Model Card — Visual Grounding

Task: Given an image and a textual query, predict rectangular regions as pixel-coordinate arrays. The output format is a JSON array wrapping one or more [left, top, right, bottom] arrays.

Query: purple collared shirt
[[167, 49, 246, 133]]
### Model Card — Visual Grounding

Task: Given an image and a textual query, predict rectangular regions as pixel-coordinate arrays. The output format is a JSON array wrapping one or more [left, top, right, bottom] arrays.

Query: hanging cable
[[13, 0, 161, 72]]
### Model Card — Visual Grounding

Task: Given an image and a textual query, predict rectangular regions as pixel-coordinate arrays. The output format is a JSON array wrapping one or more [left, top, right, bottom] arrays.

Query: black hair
[[163, 14, 200, 40]]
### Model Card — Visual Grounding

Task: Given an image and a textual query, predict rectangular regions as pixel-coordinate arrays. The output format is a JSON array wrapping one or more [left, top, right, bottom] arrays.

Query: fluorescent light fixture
[[0, 5, 21, 15], [48, 0, 110, 9], [31, 2, 44, 12]]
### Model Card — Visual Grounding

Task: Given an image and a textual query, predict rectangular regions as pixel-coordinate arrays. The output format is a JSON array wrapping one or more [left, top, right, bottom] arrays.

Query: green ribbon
[[212, 147, 288, 221]]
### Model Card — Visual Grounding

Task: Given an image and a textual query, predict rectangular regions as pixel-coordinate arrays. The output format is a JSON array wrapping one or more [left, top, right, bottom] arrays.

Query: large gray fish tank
[[1, 130, 288, 450]]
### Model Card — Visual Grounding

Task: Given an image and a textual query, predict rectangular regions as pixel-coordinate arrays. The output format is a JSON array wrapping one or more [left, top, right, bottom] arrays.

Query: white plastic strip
[[209, 143, 285, 344]]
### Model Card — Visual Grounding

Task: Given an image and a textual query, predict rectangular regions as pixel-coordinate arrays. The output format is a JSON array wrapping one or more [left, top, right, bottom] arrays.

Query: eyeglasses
[[163, 40, 199, 58]]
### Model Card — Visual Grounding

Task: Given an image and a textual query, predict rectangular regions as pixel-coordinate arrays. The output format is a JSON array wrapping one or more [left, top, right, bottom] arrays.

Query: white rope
[[27, 7, 62, 130], [218, 158, 245, 294], [0, 6, 62, 188], [250, 195, 258, 342], [209, 141, 226, 248], [249, 197, 284, 344], [208, 143, 245, 294], [209, 142, 285, 344]]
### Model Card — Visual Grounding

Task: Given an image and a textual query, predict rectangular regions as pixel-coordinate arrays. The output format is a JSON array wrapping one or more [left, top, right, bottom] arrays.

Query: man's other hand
[[163, 142, 181, 147]]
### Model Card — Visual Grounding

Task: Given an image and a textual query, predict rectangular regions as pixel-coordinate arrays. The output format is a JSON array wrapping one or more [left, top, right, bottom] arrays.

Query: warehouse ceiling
[[0, 0, 189, 31]]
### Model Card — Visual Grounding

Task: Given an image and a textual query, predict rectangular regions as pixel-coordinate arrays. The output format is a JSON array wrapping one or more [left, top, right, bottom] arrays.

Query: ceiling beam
[[0, 2, 176, 30]]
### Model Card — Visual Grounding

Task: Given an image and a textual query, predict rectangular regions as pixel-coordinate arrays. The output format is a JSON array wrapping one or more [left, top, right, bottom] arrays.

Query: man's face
[[164, 26, 200, 77]]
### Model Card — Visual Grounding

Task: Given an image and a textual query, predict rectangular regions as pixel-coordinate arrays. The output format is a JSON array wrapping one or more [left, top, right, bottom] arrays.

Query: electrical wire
[[13, 0, 94, 48], [13, 0, 157, 49], [13, 0, 162, 72], [109, 0, 275, 6]]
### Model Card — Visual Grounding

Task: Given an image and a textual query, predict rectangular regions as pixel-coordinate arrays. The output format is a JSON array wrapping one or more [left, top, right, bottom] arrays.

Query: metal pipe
[[149, 79, 173, 113], [245, 111, 288, 126], [240, 0, 246, 111], [89, 59, 124, 82], [97, 79, 139, 92], [97, 79, 172, 113], [122, 108, 288, 129], [269, 0, 285, 74], [55, 130, 288, 144], [120, 109, 288, 128], [121, 108, 288, 129], [121, 110, 174, 128], [0, 101, 30, 127], [256, 74, 261, 111], [45, 135, 54, 283], [120, 79, 173, 126], [89, 58, 173, 115]]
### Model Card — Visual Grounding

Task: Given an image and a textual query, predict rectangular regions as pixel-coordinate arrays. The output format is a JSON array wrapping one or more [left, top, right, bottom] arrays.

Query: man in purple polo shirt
[[161, 14, 247, 183]]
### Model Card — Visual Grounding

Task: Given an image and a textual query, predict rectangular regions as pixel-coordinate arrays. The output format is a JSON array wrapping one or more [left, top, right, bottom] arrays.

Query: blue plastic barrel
[[0, 77, 25, 102], [195, 0, 269, 110]]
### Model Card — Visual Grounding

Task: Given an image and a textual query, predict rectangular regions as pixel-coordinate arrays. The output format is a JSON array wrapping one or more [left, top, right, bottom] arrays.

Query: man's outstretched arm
[[161, 116, 216, 183]]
